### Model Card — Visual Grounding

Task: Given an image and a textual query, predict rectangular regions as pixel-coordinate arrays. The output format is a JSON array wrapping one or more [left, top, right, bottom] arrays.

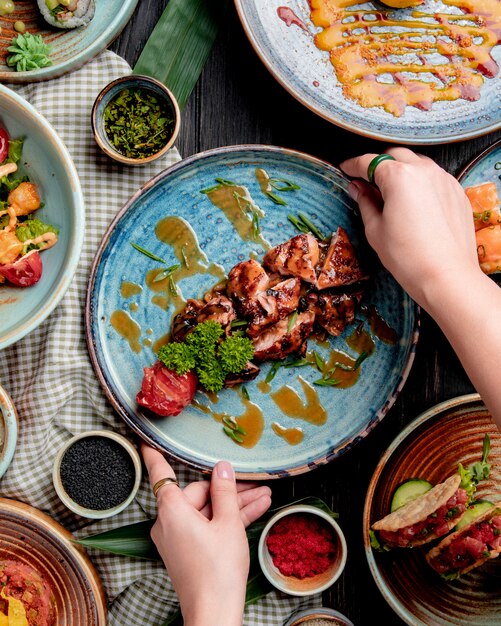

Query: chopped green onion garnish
[[312, 350, 325, 372], [287, 311, 298, 333], [269, 177, 301, 192], [265, 361, 282, 383], [215, 177, 237, 186], [265, 190, 288, 206], [131, 243, 167, 264], [152, 263, 181, 283], [298, 213, 325, 240], [313, 377, 341, 387], [241, 385, 250, 401]]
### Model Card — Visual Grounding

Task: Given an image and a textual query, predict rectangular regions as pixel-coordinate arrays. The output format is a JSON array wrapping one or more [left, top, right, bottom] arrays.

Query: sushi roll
[[38, 0, 96, 29]]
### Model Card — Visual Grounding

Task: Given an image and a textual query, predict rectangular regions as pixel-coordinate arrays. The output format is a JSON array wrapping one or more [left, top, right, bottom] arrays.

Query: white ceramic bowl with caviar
[[52, 430, 142, 519], [258, 504, 347, 597]]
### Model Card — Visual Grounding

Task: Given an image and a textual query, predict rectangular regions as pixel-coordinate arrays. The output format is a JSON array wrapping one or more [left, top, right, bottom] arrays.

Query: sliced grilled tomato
[[136, 361, 198, 416], [0, 127, 9, 163], [0, 251, 43, 286]]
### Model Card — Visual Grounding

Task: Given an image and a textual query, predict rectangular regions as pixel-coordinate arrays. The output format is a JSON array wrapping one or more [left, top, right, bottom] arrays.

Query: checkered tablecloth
[[0, 51, 318, 625]]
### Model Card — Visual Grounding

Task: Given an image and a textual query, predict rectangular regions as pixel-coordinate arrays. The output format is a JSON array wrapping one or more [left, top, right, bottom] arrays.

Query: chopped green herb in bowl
[[91, 75, 180, 166]]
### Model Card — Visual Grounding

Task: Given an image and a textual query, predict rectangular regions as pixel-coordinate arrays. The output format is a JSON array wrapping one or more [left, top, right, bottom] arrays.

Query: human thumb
[[211, 460, 240, 522]]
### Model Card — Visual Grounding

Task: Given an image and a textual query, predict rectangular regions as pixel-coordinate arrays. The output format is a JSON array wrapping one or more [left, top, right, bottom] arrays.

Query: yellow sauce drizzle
[[272, 422, 305, 445], [257, 380, 272, 394], [346, 323, 376, 355], [110, 310, 142, 353], [193, 392, 264, 448], [310, 0, 501, 116], [324, 349, 360, 388], [271, 376, 327, 425], [129, 302, 138, 313], [204, 183, 270, 249], [121, 281, 142, 298], [361, 304, 398, 345]]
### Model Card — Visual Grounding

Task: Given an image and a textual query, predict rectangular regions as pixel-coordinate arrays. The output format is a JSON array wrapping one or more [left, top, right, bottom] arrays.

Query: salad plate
[[0, 0, 139, 82], [86, 145, 418, 479], [234, 0, 501, 144], [0, 84, 84, 349], [364, 394, 501, 626]]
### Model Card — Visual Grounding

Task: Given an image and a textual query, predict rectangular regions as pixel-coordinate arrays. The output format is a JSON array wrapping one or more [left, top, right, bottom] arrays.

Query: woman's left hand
[[141, 444, 272, 626]]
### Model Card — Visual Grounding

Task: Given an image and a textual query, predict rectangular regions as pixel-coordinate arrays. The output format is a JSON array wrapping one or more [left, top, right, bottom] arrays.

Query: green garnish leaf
[[181, 245, 190, 268], [269, 178, 301, 192], [369, 530, 390, 552], [168, 275, 179, 297], [131, 243, 167, 264], [241, 385, 250, 401], [152, 264, 181, 283], [284, 357, 309, 368], [217, 335, 254, 374], [158, 342, 196, 374], [287, 214, 309, 233], [265, 361, 282, 383], [265, 190, 288, 206], [298, 213, 325, 240], [458, 434, 491, 501], [313, 377, 341, 387], [16, 218, 59, 253], [215, 177, 237, 186], [312, 350, 325, 372], [6, 138, 24, 164], [230, 319, 247, 329], [353, 350, 370, 370], [286, 311, 298, 333], [252, 212, 261, 239]]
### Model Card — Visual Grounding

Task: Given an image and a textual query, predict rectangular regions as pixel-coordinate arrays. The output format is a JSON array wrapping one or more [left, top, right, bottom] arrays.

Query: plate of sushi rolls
[[0, 0, 139, 82]]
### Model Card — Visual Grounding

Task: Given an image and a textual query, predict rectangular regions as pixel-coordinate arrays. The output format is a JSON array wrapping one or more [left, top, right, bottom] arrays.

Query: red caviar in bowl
[[266, 513, 336, 578]]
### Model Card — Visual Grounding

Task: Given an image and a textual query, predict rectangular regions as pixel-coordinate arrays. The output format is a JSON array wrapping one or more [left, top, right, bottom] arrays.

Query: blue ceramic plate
[[459, 139, 501, 192], [0, 0, 139, 82], [86, 145, 418, 479], [0, 84, 84, 349], [234, 1, 501, 144], [364, 394, 501, 625]]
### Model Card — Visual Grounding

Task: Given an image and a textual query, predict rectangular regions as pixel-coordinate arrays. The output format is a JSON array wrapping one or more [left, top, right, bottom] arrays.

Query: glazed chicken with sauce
[[171, 228, 367, 385]]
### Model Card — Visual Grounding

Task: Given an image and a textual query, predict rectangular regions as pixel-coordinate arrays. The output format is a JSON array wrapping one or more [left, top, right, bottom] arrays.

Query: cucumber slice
[[455, 500, 494, 531], [390, 479, 433, 512]]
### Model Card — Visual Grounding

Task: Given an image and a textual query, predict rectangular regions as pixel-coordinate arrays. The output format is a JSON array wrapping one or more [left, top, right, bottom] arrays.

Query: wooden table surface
[[111, 3, 501, 625]]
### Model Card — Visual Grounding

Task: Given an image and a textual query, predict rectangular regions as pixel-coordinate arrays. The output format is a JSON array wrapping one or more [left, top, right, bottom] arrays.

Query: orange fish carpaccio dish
[[465, 181, 501, 274]]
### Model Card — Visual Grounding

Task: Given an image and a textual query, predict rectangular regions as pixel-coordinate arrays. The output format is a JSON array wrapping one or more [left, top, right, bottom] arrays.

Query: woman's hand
[[141, 444, 272, 626], [340, 147, 480, 308]]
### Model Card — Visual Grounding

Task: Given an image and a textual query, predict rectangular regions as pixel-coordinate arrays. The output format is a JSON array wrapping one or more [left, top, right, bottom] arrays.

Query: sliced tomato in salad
[[0, 127, 9, 163], [0, 251, 43, 286]]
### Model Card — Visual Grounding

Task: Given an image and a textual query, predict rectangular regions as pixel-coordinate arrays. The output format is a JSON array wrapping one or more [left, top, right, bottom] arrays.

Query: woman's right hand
[[340, 147, 480, 308]]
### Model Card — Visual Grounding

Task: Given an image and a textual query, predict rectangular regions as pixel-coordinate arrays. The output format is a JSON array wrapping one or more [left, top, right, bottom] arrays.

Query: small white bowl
[[53, 430, 141, 519], [284, 607, 355, 626], [258, 504, 347, 596]]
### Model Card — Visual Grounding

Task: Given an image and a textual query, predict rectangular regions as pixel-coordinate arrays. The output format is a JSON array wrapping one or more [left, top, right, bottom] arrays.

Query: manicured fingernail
[[217, 460, 234, 480], [348, 181, 360, 201]]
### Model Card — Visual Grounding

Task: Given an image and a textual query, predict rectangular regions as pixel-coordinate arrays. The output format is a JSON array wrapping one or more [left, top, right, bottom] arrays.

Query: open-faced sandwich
[[371, 434, 492, 550], [426, 504, 501, 579], [371, 474, 469, 549]]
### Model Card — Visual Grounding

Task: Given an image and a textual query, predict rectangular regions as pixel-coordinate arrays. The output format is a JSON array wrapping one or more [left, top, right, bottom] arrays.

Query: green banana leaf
[[133, 0, 230, 110]]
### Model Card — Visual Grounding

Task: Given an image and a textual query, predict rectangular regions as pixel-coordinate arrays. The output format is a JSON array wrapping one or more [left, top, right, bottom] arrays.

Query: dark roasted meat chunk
[[224, 362, 261, 387], [306, 291, 363, 336], [317, 227, 366, 289], [171, 299, 204, 342], [252, 310, 315, 361], [247, 277, 301, 337], [197, 295, 236, 331], [263, 233, 319, 284], [227, 259, 269, 317]]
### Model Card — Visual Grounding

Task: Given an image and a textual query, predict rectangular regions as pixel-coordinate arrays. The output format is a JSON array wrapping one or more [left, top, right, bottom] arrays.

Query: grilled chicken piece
[[197, 295, 236, 330], [252, 310, 315, 361], [247, 277, 301, 337], [317, 227, 366, 289], [306, 291, 363, 336], [227, 259, 269, 317], [263, 233, 319, 284], [224, 362, 261, 387], [171, 299, 204, 342]]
